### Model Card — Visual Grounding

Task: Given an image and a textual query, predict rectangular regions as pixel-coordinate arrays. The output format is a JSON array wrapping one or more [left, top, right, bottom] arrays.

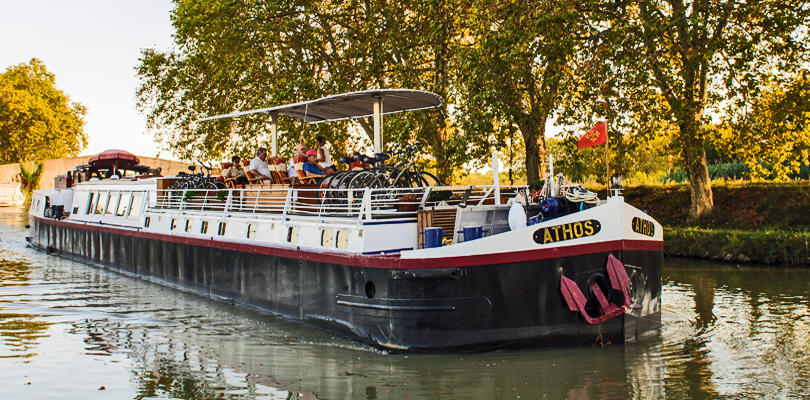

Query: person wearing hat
[[224, 156, 248, 184], [302, 149, 326, 184]]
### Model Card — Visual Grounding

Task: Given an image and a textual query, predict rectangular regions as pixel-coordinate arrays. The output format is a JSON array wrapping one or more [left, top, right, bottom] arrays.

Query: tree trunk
[[516, 114, 547, 184], [521, 124, 541, 184], [686, 149, 713, 222], [681, 120, 713, 221]]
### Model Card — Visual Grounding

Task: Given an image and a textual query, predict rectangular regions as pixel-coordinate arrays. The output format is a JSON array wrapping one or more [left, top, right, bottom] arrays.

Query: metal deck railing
[[145, 185, 527, 221]]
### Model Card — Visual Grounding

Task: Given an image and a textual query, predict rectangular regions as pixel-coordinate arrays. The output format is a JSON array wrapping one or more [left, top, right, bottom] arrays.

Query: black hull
[[29, 216, 661, 352]]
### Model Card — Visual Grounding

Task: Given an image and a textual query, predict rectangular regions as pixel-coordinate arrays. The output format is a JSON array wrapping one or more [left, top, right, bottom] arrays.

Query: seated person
[[288, 143, 307, 178], [224, 156, 248, 184], [314, 136, 336, 173], [249, 147, 273, 183], [302, 150, 326, 184]]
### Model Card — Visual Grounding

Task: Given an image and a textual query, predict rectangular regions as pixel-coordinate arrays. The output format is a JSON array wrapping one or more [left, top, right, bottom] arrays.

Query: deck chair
[[268, 156, 295, 186], [293, 156, 323, 185]]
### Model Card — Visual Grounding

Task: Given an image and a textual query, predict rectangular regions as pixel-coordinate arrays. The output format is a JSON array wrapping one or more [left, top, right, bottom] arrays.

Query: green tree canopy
[[579, 0, 810, 220], [0, 58, 88, 164]]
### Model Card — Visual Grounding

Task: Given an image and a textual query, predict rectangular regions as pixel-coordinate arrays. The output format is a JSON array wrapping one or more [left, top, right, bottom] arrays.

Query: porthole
[[170, 219, 177, 231], [287, 226, 298, 243], [321, 229, 334, 247], [201, 221, 209, 234], [218, 222, 226, 236], [247, 224, 256, 239], [336, 230, 348, 249], [144, 217, 151, 228], [185, 219, 193, 232]]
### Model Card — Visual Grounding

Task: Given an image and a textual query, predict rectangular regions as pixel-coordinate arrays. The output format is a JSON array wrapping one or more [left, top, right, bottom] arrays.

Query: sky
[[0, 0, 177, 160]]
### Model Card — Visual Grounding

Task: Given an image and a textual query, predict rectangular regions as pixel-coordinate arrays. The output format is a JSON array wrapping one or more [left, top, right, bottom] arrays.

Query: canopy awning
[[197, 89, 443, 123], [88, 149, 141, 169]]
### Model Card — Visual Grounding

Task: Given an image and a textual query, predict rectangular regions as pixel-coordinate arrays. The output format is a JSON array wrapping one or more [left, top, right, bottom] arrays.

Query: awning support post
[[373, 97, 382, 153], [271, 113, 278, 156]]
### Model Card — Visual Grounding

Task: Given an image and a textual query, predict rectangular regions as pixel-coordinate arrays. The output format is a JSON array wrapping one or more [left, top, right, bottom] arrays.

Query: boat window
[[218, 222, 226, 236], [200, 221, 208, 234], [144, 217, 151, 228], [321, 229, 334, 247], [287, 226, 298, 243], [336, 230, 349, 249], [247, 224, 256, 239], [106, 191, 119, 215], [170, 219, 177, 231], [95, 191, 108, 215], [72, 207, 78, 215], [116, 192, 131, 216], [128, 192, 144, 219], [86, 192, 96, 214]]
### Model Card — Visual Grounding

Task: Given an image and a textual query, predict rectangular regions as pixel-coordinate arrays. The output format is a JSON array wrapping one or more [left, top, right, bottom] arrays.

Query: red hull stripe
[[33, 216, 663, 270]]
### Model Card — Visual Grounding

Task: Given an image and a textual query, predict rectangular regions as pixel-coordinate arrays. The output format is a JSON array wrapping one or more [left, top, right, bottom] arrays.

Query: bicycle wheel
[[169, 180, 189, 203], [418, 171, 442, 187]]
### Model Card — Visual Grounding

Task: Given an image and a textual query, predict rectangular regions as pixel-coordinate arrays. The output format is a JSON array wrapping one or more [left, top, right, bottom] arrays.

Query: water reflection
[[1, 206, 809, 399]]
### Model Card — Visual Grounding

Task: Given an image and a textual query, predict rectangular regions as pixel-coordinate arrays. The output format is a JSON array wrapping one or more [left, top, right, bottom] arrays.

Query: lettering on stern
[[533, 220, 601, 244], [631, 216, 655, 237]]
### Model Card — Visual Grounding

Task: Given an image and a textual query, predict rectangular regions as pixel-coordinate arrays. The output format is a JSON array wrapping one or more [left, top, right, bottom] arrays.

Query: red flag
[[577, 121, 607, 149]]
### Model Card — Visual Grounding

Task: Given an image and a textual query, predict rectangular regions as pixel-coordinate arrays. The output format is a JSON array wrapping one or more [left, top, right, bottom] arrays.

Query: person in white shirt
[[315, 136, 335, 173], [288, 143, 307, 178], [249, 147, 272, 183]]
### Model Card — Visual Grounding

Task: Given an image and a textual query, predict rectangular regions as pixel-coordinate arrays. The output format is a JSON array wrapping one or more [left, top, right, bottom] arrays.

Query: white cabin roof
[[198, 89, 443, 123]]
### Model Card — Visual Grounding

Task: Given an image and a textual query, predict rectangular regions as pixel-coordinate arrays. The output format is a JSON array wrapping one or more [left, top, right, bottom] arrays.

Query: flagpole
[[605, 120, 609, 197]]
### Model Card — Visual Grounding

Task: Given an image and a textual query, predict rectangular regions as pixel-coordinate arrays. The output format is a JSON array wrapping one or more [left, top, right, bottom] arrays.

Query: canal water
[[1, 206, 808, 399]]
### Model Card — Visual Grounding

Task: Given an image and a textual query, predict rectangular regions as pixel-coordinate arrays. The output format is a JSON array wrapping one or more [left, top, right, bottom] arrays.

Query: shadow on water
[[1, 206, 809, 399]]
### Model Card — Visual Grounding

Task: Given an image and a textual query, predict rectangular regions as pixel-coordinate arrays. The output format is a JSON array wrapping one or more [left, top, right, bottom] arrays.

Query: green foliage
[[18, 161, 43, 194], [427, 190, 452, 201], [136, 0, 472, 182], [712, 71, 810, 181], [454, 0, 587, 183], [665, 227, 810, 265], [575, 0, 810, 220], [215, 190, 228, 201], [182, 190, 200, 202], [625, 183, 810, 231], [662, 162, 751, 183], [0, 59, 88, 164]]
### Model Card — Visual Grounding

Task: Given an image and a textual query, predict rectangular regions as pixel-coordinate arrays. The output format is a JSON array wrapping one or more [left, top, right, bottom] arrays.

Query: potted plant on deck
[[397, 194, 420, 212]]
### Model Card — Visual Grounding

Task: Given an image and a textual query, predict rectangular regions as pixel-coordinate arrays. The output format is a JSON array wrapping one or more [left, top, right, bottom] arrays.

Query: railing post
[[179, 189, 186, 215], [224, 189, 233, 216], [419, 186, 432, 208], [282, 188, 292, 220], [364, 187, 372, 221]]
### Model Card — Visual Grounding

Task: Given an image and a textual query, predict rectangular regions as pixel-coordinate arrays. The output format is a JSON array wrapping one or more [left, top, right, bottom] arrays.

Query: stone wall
[[0, 156, 193, 190]]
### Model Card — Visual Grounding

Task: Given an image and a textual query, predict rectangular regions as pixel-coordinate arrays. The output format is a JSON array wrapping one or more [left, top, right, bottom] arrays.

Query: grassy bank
[[615, 182, 810, 265]]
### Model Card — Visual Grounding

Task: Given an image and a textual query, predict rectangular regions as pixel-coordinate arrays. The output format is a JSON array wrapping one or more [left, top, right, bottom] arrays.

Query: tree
[[454, 0, 589, 184], [587, 0, 810, 221], [711, 71, 810, 181], [136, 0, 474, 181], [0, 58, 87, 164]]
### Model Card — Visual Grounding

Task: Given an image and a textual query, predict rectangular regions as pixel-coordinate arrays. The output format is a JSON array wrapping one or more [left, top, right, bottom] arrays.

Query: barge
[[28, 90, 662, 351]]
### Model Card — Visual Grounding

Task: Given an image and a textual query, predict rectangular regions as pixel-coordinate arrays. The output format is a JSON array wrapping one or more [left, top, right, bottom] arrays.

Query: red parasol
[[88, 149, 141, 169]]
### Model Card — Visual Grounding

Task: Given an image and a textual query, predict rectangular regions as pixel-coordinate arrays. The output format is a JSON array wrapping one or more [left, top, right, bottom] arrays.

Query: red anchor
[[560, 254, 632, 324]]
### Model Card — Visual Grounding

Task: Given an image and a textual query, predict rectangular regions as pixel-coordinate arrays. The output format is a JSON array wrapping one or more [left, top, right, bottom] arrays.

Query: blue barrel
[[460, 225, 484, 242], [527, 215, 540, 226], [422, 227, 444, 248]]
